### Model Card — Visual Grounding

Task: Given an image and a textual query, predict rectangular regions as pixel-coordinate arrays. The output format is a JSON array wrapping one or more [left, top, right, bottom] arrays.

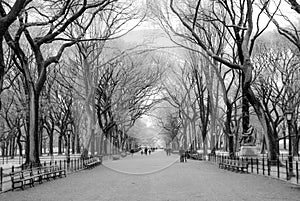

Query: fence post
[[277, 159, 280, 178]]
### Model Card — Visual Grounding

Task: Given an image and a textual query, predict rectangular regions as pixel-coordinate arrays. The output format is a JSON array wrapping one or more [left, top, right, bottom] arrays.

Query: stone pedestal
[[239, 145, 258, 157]]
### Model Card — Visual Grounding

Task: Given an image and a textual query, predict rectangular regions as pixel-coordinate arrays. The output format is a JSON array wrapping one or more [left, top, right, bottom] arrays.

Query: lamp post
[[297, 120, 300, 157], [283, 124, 286, 150], [285, 109, 294, 180]]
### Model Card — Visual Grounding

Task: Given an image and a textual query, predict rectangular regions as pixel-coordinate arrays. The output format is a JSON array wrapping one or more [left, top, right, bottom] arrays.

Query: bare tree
[[0, 0, 29, 110], [158, 111, 181, 149], [4, 0, 135, 165], [95, 52, 163, 154], [149, 0, 279, 160], [254, 38, 300, 155]]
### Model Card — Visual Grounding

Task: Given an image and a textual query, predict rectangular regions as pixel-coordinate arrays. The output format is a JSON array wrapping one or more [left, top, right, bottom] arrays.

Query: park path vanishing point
[[0, 150, 299, 201]]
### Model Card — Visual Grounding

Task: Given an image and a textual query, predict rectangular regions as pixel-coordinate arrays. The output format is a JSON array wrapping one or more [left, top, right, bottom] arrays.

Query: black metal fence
[[208, 154, 299, 185], [0, 156, 102, 193]]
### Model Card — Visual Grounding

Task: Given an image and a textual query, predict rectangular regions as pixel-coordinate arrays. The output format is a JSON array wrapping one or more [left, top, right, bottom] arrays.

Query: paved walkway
[[1, 150, 299, 201]]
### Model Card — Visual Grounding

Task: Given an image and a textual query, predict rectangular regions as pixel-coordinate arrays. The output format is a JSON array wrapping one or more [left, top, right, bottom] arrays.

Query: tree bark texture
[[27, 87, 40, 165]]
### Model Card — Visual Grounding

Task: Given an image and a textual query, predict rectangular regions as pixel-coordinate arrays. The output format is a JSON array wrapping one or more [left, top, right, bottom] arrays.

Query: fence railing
[[208, 154, 299, 185], [0, 155, 102, 193]]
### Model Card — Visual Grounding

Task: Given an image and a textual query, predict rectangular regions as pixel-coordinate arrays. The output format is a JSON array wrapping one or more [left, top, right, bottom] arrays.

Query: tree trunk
[[38, 118, 43, 156], [203, 135, 207, 156], [293, 123, 299, 156], [27, 88, 41, 165], [90, 129, 95, 155], [49, 132, 53, 155], [10, 137, 15, 159], [260, 136, 266, 154], [225, 102, 234, 157], [16, 128, 23, 156], [103, 136, 107, 155], [76, 132, 81, 154], [1, 142, 4, 157], [71, 132, 75, 154], [242, 73, 250, 133], [67, 134, 70, 157], [0, 37, 4, 110], [58, 135, 62, 155]]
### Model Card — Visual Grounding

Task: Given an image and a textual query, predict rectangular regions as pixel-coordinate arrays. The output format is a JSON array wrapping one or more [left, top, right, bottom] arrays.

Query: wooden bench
[[10, 165, 67, 191], [39, 165, 66, 180], [52, 165, 67, 178], [84, 157, 102, 169], [190, 153, 202, 160], [10, 170, 34, 190], [219, 159, 248, 173]]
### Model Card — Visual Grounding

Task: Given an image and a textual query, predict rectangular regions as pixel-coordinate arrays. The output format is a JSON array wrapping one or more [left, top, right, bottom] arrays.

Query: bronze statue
[[240, 125, 256, 146]]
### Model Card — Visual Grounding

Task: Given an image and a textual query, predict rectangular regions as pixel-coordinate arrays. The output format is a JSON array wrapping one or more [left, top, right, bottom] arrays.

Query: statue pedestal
[[239, 145, 258, 158]]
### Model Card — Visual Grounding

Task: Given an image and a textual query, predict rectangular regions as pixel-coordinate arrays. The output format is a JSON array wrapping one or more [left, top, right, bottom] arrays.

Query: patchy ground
[[1, 150, 299, 201]]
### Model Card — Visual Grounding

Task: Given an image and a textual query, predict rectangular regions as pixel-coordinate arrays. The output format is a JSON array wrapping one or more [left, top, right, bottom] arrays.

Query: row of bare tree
[[0, 0, 164, 166], [153, 0, 300, 159]]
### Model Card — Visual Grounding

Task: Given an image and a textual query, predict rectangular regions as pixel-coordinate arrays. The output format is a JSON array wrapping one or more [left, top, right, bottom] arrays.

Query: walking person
[[179, 147, 184, 162], [130, 148, 134, 157], [184, 150, 187, 162]]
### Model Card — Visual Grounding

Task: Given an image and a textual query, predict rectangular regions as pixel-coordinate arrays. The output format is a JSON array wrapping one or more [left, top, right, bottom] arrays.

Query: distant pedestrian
[[184, 151, 188, 162], [167, 147, 171, 156], [130, 149, 134, 157], [179, 147, 185, 162], [145, 148, 148, 155]]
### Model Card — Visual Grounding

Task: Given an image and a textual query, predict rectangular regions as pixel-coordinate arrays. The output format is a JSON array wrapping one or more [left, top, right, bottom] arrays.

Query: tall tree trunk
[[27, 87, 40, 165], [76, 132, 81, 154], [71, 132, 75, 154], [49, 132, 53, 155], [16, 128, 23, 156], [58, 135, 62, 155], [0, 37, 4, 110], [293, 122, 299, 156], [10, 137, 15, 159], [38, 117, 43, 156], [1, 142, 5, 157], [242, 73, 250, 133], [67, 134, 70, 159], [225, 102, 234, 158], [90, 128, 95, 155]]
